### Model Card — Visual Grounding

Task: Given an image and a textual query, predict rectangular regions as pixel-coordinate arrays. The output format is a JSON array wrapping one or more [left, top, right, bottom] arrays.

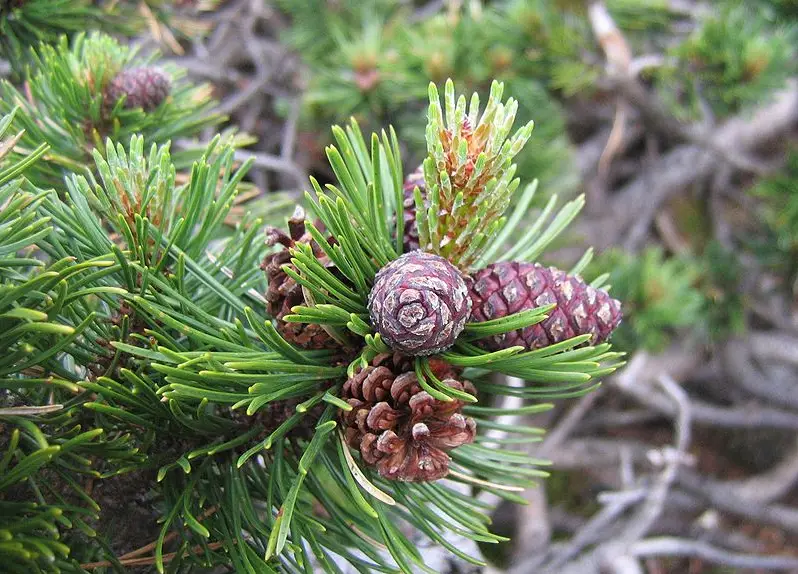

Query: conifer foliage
[[0, 2, 630, 567], [1, 67, 624, 571], [0, 32, 223, 188]]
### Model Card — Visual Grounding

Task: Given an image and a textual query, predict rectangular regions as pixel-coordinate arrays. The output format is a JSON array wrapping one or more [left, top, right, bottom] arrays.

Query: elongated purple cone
[[470, 261, 622, 350]]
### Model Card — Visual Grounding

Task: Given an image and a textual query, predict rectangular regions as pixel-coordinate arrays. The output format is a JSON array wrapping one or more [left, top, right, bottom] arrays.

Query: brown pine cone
[[470, 261, 622, 351], [368, 250, 471, 356], [261, 207, 339, 350], [401, 166, 425, 252], [106, 67, 171, 112], [341, 353, 476, 482]]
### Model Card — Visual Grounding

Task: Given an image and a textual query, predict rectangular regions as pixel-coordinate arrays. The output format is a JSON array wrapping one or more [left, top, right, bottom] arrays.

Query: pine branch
[[0, 32, 224, 189], [2, 64, 627, 570], [0, 0, 134, 69]]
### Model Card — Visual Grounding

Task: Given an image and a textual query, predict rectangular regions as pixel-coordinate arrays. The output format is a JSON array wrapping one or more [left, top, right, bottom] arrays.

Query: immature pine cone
[[470, 261, 622, 351], [261, 207, 338, 350], [369, 251, 471, 356], [401, 166, 425, 251], [106, 67, 171, 111], [341, 353, 476, 481]]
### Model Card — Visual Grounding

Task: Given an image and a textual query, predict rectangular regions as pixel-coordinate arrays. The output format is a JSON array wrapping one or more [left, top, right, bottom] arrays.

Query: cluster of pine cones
[[261, 168, 622, 482]]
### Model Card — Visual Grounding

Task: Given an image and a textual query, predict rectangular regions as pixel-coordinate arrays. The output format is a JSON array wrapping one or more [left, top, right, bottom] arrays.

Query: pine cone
[[470, 261, 622, 351], [261, 207, 339, 350], [106, 67, 171, 112], [401, 166, 425, 252], [341, 353, 476, 481], [369, 251, 471, 356]]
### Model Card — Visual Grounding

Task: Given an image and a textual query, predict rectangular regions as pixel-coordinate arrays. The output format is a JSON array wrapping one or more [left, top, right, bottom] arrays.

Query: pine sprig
[[0, 0, 132, 68], [296, 118, 404, 306], [1, 73, 625, 571], [655, 1, 796, 119], [1, 110, 145, 573], [749, 148, 798, 291], [0, 32, 225, 189], [417, 79, 534, 269]]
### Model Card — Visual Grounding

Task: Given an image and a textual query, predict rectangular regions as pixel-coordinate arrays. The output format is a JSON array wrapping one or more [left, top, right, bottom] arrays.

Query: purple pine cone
[[106, 67, 171, 112], [470, 261, 622, 351], [368, 251, 471, 356], [401, 166, 425, 252]]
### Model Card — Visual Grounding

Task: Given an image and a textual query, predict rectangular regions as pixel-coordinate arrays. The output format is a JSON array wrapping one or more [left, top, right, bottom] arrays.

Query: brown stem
[[79, 505, 220, 569], [80, 541, 227, 570]]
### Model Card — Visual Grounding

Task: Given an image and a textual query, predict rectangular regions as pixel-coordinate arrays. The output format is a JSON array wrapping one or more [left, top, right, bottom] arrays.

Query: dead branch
[[588, 83, 798, 248], [697, 436, 798, 505], [629, 537, 798, 570], [678, 469, 798, 534], [615, 352, 798, 430], [617, 375, 692, 543], [722, 337, 798, 410]]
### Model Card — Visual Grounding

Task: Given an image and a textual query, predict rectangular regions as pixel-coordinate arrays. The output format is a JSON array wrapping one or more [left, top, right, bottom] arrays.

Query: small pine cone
[[470, 261, 622, 351], [369, 251, 471, 356], [106, 67, 171, 112], [401, 166, 425, 251], [261, 207, 339, 350], [341, 353, 476, 482]]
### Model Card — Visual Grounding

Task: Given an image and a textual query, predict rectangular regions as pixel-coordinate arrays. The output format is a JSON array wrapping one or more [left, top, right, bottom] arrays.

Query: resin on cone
[[106, 67, 171, 111], [341, 353, 476, 481], [470, 261, 622, 350], [368, 251, 471, 356], [261, 207, 339, 350]]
